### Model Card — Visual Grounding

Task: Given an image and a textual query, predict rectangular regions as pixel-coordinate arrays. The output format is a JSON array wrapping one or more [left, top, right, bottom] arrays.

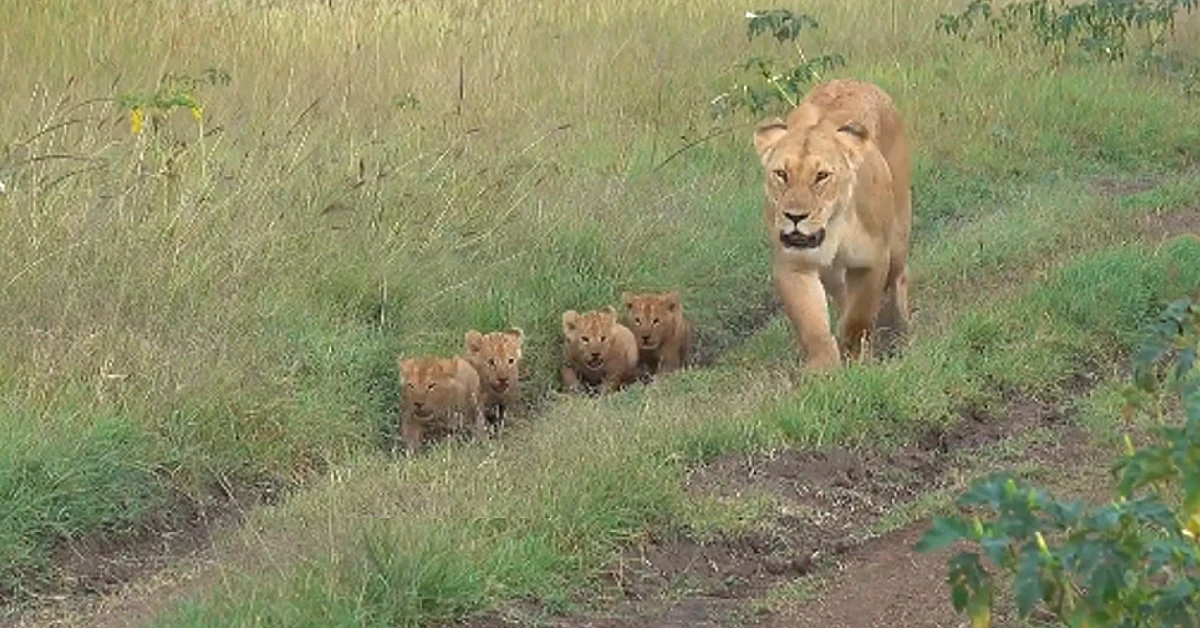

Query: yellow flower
[[190, 106, 203, 122], [130, 107, 144, 135]]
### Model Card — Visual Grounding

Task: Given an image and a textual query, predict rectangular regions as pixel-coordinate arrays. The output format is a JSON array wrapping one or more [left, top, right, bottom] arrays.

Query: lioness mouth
[[585, 357, 604, 369], [780, 228, 826, 249]]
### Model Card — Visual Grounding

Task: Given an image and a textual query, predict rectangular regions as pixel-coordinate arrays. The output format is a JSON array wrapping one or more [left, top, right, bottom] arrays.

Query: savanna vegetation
[[1, 0, 1198, 625]]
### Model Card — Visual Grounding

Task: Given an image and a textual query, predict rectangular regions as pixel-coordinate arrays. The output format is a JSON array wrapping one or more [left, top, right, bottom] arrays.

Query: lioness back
[[397, 354, 486, 453], [560, 306, 639, 394], [621, 290, 692, 378], [464, 327, 524, 433]]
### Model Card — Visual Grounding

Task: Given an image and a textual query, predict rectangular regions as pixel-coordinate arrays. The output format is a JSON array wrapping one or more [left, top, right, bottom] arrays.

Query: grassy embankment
[[0, 0, 1198, 624]]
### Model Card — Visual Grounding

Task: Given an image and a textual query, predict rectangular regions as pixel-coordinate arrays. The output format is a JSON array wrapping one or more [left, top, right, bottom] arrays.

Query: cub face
[[398, 356, 461, 419], [464, 328, 524, 394], [753, 119, 870, 252], [621, 291, 681, 352], [562, 307, 620, 370]]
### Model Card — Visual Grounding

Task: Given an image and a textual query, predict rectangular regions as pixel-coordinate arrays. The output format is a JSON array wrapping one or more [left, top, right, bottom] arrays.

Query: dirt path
[[459, 373, 1111, 628]]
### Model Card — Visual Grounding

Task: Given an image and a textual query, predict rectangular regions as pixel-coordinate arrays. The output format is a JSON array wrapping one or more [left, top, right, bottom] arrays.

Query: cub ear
[[837, 121, 869, 142], [397, 357, 414, 377], [664, 291, 681, 311], [601, 305, 617, 317], [621, 292, 635, 310], [464, 330, 484, 354], [753, 118, 788, 157], [562, 310, 579, 334], [504, 327, 524, 342]]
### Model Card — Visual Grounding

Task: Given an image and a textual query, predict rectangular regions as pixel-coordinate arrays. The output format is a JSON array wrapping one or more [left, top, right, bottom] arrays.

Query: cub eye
[[580, 336, 590, 343], [600, 335, 607, 343], [772, 168, 788, 184], [507, 358, 515, 365], [652, 318, 660, 325], [634, 317, 642, 325], [488, 358, 496, 366], [426, 382, 436, 391], [813, 170, 832, 184]]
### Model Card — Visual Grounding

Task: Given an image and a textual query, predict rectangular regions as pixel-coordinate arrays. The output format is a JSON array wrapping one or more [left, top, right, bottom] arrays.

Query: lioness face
[[562, 307, 618, 370], [465, 328, 524, 393], [622, 291, 679, 351], [754, 120, 868, 252], [398, 356, 457, 419]]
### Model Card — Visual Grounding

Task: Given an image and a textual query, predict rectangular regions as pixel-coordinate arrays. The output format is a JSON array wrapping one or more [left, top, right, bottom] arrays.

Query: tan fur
[[621, 290, 693, 378], [560, 306, 639, 394], [752, 78, 912, 370], [397, 355, 487, 453], [463, 328, 524, 432]]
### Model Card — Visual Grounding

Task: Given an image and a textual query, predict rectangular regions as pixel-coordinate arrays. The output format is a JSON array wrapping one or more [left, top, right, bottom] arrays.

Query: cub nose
[[784, 211, 809, 225], [496, 377, 509, 387], [641, 335, 651, 343], [590, 351, 602, 359], [413, 401, 424, 410]]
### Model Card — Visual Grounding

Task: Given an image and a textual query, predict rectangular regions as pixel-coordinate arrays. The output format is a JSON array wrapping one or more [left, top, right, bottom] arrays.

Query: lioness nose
[[784, 211, 809, 225], [642, 335, 651, 343], [496, 377, 508, 386], [591, 351, 601, 359]]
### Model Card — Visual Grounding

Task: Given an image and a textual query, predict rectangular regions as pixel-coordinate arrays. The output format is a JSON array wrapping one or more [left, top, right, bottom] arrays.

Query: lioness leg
[[874, 262, 910, 357], [820, 266, 848, 316], [840, 265, 889, 361], [775, 268, 840, 370]]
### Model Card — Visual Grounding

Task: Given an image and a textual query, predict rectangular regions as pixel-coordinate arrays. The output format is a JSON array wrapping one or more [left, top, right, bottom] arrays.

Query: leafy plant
[[915, 291, 1200, 627], [118, 68, 230, 196], [709, 9, 845, 118], [936, 0, 1199, 63]]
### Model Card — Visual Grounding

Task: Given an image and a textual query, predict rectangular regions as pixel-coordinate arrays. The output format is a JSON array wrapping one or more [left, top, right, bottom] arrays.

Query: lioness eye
[[773, 168, 788, 183], [600, 335, 607, 342], [581, 336, 590, 343], [814, 170, 831, 184], [653, 318, 660, 325], [427, 382, 436, 390]]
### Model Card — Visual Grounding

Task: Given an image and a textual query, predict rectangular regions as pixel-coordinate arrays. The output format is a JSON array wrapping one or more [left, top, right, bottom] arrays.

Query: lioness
[[397, 355, 487, 453], [463, 327, 524, 434], [621, 290, 693, 379], [752, 78, 912, 370], [561, 307, 639, 394]]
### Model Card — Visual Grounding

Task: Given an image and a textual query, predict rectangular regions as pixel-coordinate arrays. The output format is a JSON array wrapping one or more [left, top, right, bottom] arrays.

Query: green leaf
[[1014, 548, 1045, 618], [914, 517, 973, 553]]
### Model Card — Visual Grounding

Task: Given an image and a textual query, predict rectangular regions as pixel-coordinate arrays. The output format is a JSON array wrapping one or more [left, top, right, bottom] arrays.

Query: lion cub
[[397, 355, 487, 453], [622, 290, 693, 379], [463, 328, 525, 434], [561, 307, 639, 394]]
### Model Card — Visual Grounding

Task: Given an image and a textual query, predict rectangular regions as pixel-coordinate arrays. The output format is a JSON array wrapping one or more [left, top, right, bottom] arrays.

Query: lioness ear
[[464, 330, 483, 354], [562, 310, 578, 334], [664, 291, 681, 311], [837, 121, 869, 142], [621, 292, 635, 310], [753, 118, 788, 157]]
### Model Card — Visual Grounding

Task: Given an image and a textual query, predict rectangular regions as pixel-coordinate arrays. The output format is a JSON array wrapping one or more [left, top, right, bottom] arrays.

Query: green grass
[[2, 0, 1200, 622]]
